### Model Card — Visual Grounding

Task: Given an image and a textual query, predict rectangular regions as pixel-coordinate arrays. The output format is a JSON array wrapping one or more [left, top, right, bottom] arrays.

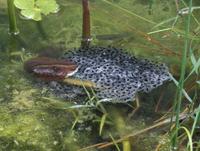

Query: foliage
[[14, 0, 59, 21], [1, 0, 200, 150]]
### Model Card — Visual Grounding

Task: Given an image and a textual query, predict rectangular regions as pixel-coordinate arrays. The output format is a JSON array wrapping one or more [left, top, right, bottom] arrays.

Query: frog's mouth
[[24, 57, 78, 81]]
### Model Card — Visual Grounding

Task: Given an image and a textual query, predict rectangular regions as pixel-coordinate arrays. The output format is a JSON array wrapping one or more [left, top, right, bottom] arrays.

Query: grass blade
[[99, 113, 107, 136]]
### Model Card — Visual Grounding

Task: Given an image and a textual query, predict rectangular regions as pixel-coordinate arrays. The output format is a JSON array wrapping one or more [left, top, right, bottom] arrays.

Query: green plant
[[14, 0, 59, 21], [7, 0, 19, 35], [172, 0, 192, 149]]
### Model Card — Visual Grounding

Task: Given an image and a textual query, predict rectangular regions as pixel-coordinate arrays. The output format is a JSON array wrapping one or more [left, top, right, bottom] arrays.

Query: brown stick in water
[[81, 0, 91, 48]]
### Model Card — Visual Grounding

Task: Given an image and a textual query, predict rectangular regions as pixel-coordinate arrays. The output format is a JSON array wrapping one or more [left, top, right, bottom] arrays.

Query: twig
[[98, 113, 187, 149], [78, 142, 108, 151], [78, 113, 187, 150], [155, 89, 165, 112], [81, 0, 92, 48]]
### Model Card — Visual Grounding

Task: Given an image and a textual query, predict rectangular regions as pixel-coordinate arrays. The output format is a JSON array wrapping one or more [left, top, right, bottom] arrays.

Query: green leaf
[[99, 113, 107, 136], [190, 53, 196, 66], [14, 0, 59, 21], [188, 57, 200, 77], [179, 127, 193, 151], [195, 58, 200, 74], [36, 0, 59, 15], [14, 0, 34, 10], [109, 133, 121, 151], [169, 74, 193, 103], [21, 8, 42, 21]]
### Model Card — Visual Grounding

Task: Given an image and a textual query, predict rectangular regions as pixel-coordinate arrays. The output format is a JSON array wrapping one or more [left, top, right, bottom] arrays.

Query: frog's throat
[[63, 78, 96, 88]]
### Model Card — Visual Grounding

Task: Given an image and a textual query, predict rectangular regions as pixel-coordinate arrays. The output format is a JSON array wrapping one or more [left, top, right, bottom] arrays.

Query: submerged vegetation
[[0, 0, 200, 150]]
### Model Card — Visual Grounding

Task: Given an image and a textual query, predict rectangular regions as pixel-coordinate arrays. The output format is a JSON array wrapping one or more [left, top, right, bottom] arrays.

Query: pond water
[[0, 0, 199, 151]]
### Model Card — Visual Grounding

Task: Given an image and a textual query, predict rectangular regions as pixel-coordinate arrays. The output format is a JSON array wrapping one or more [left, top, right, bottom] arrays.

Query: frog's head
[[24, 57, 78, 81]]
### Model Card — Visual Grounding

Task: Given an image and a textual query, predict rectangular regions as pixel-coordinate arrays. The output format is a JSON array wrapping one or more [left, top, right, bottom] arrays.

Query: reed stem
[[81, 0, 91, 48], [171, 0, 192, 150], [36, 21, 48, 40], [7, 0, 19, 35]]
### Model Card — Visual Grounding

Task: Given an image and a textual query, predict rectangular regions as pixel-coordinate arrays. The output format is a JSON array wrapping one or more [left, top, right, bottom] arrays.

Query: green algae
[[0, 0, 199, 150]]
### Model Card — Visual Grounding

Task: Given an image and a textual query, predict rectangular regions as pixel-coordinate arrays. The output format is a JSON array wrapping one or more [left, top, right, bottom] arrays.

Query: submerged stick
[[81, 0, 91, 48], [98, 113, 187, 149], [78, 113, 187, 150]]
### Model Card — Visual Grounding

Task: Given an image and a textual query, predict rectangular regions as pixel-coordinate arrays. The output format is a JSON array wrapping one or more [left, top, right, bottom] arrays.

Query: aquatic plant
[[1, 0, 200, 151], [7, 0, 19, 35], [172, 0, 193, 150], [14, 0, 59, 21], [6, 0, 59, 37]]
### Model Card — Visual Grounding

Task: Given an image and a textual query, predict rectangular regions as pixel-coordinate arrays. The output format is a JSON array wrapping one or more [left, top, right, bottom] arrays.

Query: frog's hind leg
[[128, 94, 140, 119]]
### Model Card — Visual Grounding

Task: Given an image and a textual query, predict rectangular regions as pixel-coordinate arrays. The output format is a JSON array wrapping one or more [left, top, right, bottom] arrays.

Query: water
[[0, 0, 199, 150]]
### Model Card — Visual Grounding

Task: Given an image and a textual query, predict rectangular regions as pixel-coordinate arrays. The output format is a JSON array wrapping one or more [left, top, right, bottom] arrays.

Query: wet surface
[[0, 0, 199, 150]]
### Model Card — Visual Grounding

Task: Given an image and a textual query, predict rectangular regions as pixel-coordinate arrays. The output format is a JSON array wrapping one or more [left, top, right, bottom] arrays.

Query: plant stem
[[148, 0, 154, 15], [172, 0, 192, 150], [81, 0, 91, 48], [7, 0, 19, 35], [122, 139, 131, 151], [36, 21, 48, 40]]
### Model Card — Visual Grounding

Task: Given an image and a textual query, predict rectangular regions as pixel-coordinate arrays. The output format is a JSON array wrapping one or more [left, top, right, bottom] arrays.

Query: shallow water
[[0, 0, 199, 150]]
